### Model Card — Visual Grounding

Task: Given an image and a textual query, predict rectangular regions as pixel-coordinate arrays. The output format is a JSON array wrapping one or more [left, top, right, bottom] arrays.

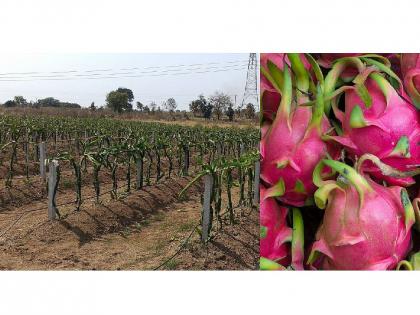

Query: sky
[[0, 53, 258, 110]]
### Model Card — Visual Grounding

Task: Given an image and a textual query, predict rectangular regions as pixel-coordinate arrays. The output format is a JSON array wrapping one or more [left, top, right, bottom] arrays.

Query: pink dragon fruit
[[411, 189, 420, 233], [385, 53, 402, 79], [261, 53, 284, 122], [260, 63, 339, 206], [260, 53, 313, 122], [325, 58, 420, 186], [260, 186, 304, 270], [260, 186, 290, 265], [308, 157, 414, 270], [401, 53, 420, 108]]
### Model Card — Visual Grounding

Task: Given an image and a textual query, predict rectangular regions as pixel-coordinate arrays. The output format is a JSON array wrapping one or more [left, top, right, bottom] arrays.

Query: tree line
[[105, 88, 256, 120], [1, 87, 257, 120], [1, 96, 81, 109]]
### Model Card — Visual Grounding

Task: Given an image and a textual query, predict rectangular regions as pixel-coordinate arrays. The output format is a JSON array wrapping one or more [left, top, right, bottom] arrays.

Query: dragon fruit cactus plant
[[260, 61, 339, 206], [260, 186, 304, 270], [307, 156, 415, 270], [401, 53, 420, 108], [323, 56, 420, 186]]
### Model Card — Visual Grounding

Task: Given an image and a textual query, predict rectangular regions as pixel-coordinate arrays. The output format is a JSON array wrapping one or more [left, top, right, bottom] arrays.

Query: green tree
[[14, 96, 28, 107], [116, 88, 134, 103], [189, 94, 207, 117], [226, 106, 234, 121], [90, 102, 96, 111], [203, 103, 213, 119], [106, 91, 129, 113], [244, 103, 256, 119], [3, 100, 17, 107], [209, 92, 232, 120], [36, 97, 61, 107], [136, 101, 144, 111], [116, 87, 134, 111]]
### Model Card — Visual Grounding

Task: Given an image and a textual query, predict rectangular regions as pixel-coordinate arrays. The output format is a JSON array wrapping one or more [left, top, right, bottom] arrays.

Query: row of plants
[[180, 150, 260, 240], [0, 116, 258, 190], [0, 116, 258, 218]]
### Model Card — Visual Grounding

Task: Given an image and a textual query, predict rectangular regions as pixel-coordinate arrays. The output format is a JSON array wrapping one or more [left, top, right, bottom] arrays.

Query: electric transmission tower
[[240, 53, 259, 110]]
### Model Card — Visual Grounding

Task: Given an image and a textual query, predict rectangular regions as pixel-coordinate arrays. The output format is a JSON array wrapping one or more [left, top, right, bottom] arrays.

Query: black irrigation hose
[[153, 204, 253, 270], [0, 205, 49, 238], [153, 223, 200, 271]]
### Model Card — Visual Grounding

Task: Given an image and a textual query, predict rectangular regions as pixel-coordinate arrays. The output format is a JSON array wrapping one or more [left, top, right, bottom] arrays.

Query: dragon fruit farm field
[[0, 115, 259, 270]]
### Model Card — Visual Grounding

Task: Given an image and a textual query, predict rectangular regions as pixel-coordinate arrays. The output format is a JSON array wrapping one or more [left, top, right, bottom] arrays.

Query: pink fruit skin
[[385, 53, 402, 79], [260, 53, 285, 122], [260, 186, 291, 265], [401, 53, 420, 102], [401, 53, 420, 85], [260, 53, 311, 122], [310, 179, 412, 270], [260, 105, 338, 206], [331, 76, 420, 186]]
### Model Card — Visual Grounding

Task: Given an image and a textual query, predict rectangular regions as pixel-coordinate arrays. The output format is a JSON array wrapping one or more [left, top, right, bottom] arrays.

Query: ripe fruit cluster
[[260, 53, 420, 270]]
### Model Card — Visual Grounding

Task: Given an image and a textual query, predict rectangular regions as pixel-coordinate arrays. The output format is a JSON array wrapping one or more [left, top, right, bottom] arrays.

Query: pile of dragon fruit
[[260, 53, 420, 270]]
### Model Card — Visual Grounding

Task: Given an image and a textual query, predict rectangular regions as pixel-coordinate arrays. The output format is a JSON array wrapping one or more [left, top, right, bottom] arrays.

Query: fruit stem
[[291, 208, 304, 271], [287, 53, 310, 94], [356, 153, 420, 178], [275, 64, 293, 126], [308, 84, 325, 131], [322, 159, 372, 208], [324, 57, 365, 114]]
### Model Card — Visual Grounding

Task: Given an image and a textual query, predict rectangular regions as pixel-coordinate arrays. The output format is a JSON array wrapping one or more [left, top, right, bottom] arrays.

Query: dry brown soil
[[0, 175, 259, 270]]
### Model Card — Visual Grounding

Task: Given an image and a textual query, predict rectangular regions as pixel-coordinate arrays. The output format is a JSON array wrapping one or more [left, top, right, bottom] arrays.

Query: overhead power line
[[0, 65, 248, 82], [0, 59, 248, 77], [0, 62, 248, 79]]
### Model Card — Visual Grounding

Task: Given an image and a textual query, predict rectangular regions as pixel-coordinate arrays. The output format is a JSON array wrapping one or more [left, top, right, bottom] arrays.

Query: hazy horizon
[[0, 53, 257, 111]]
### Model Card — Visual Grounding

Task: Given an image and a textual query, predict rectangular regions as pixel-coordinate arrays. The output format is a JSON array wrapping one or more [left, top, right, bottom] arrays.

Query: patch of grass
[[133, 222, 142, 231], [164, 258, 180, 270], [23, 177, 33, 185], [142, 219, 151, 227], [146, 239, 167, 256], [153, 212, 165, 222], [153, 239, 167, 255], [120, 226, 132, 238], [178, 221, 196, 233], [60, 178, 74, 189]]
